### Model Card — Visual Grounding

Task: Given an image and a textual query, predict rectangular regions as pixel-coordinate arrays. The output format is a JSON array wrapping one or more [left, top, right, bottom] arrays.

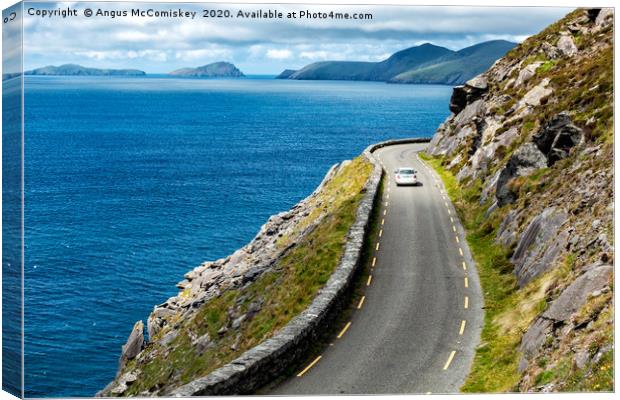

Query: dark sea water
[[22, 75, 451, 396]]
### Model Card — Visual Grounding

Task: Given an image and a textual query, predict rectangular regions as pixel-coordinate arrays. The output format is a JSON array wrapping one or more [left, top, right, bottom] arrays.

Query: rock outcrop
[[427, 7, 613, 392]]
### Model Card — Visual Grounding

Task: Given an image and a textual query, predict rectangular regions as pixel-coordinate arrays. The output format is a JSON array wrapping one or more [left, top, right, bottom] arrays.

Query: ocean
[[19, 75, 451, 396]]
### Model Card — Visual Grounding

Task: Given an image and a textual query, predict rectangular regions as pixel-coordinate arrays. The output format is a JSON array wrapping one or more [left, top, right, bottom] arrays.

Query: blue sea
[[19, 75, 451, 396]]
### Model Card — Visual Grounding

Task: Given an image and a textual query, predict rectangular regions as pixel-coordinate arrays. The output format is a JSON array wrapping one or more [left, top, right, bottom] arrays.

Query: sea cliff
[[98, 156, 376, 396]]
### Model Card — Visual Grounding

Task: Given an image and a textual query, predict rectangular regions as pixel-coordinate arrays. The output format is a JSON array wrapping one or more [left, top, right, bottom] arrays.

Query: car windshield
[[398, 169, 415, 175]]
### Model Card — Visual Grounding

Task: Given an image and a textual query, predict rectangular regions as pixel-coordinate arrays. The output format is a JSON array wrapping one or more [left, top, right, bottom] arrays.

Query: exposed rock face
[[557, 35, 578, 57], [495, 143, 547, 206], [533, 113, 583, 166], [449, 75, 488, 114], [427, 7, 613, 392], [120, 321, 144, 366], [511, 207, 568, 286], [543, 264, 612, 322]]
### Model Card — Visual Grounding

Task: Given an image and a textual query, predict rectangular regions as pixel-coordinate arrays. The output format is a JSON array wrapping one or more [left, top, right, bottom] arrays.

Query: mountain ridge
[[278, 40, 516, 85]]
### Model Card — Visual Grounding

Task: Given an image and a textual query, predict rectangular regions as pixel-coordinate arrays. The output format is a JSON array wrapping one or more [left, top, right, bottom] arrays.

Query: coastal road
[[272, 143, 483, 394]]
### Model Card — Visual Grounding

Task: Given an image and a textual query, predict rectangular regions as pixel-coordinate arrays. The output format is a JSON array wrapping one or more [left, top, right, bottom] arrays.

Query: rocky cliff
[[98, 157, 374, 396], [427, 8, 613, 392]]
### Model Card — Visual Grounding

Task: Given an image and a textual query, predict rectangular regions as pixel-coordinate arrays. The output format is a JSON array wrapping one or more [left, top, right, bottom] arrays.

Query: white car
[[394, 167, 418, 186]]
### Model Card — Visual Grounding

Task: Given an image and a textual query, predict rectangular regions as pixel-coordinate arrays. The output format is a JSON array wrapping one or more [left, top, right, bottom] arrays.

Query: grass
[[116, 157, 374, 396]]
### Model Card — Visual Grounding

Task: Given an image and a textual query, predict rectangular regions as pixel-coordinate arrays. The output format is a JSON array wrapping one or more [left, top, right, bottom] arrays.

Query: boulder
[[543, 264, 613, 322], [557, 35, 578, 57], [520, 78, 552, 108], [495, 143, 547, 206], [120, 321, 144, 367], [594, 8, 613, 27], [520, 317, 552, 363], [147, 306, 177, 338], [533, 113, 583, 166], [515, 62, 543, 87], [449, 75, 488, 114]]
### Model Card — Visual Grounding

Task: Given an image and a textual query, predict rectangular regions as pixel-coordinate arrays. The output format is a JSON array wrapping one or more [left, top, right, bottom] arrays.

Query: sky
[[21, 2, 572, 74]]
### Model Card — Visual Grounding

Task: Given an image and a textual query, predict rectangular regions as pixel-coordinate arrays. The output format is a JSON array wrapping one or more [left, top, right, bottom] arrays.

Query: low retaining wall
[[170, 137, 431, 396]]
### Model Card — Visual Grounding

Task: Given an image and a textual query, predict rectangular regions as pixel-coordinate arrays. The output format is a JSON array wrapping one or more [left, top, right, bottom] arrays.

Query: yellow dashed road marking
[[357, 296, 366, 309], [459, 247, 464, 257], [443, 351, 456, 370], [452, 225, 457, 232], [372, 257, 377, 267], [464, 277, 469, 288], [367, 275, 373, 286], [379, 229, 383, 238], [337, 322, 352, 339], [455, 236, 460, 244], [464, 296, 469, 309], [462, 261, 467, 270], [459, 320, 466, 335], [375, 242, 380, 251], [297, 356, 322, 377], [384, 209, 387, 216]]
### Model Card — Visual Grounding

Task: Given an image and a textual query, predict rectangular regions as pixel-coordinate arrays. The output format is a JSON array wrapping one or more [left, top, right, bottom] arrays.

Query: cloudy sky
[[22, 2, 572, 74]]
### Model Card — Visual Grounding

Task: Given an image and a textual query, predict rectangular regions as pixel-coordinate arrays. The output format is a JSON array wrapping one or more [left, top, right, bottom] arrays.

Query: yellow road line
[[383, 209, 387, 216], [450, 216, 454, 223], [452, 225, 457, 232], [372, 257, 376, 267], [385, 202, 389, 207], [386, 194, 390, 200], [459, 320, 466, 335], [447, 209, 451, 215], [445, 202, 449, 208], [462, 261, 467, 270], [379, 229, 383, 237], [464, 277, 469, 288], [464, 296, 469, 309], [367, 275, 373, 286], [455, 236, 460, 244], [337, 321, 352, 339], [443, 351, 456, 370], [297, 355, 322, 377], [459, 247, 464, 256], [375, 242, 380, 251], [357, 296, 366, 309]]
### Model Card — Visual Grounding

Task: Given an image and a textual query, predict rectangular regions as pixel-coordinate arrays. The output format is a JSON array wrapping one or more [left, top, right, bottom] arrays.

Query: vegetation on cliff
[[424, 8, 613, 392], [100, 157, 373, 396]]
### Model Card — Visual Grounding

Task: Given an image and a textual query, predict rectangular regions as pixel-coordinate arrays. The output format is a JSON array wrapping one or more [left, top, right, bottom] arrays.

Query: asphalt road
[[272, 143, 483, 395]]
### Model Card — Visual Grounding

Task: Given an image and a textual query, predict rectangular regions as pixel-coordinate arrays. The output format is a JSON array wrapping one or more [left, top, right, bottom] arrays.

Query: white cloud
[[21, 2, 572, 73], [266, 49, 292, 60]]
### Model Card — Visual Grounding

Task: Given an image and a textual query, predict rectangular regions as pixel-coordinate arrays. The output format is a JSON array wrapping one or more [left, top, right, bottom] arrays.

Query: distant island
[[25, 64, 146, 76], [277, 40, 516, 85], [169, 62, 244, 78]]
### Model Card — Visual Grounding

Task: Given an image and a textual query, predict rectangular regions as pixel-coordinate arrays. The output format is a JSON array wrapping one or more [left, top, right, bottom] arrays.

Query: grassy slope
[[120, 157, 373, 395]]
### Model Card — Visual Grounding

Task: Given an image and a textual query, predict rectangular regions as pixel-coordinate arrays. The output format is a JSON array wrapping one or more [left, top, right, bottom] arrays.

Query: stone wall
[[168, 138, 431, 396]]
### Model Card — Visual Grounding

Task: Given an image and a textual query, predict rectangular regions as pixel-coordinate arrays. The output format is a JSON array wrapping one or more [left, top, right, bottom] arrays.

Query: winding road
[[272, 143, 483, 394]]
